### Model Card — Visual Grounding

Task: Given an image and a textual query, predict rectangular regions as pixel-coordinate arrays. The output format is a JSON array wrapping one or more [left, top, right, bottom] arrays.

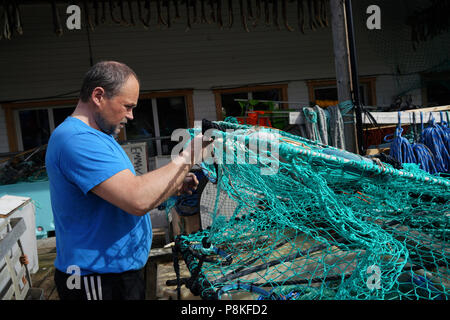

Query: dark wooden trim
[[2, 99, 78, 152], [214, 92, 224, 121], [185, 94, 195, 128], [139, 89, 194, 99], [212, 84, 288, 95], [306, 77, 377, 106], [1, 99, 77, 111], [280, 86, 289, 110], [138, 89, 195, 129], [3, 106, 18, 153], [2, 90, 196, 150]]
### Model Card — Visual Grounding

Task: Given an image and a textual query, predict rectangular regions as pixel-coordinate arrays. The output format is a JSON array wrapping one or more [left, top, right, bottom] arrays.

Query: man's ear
[[91, 87, 105, 108]]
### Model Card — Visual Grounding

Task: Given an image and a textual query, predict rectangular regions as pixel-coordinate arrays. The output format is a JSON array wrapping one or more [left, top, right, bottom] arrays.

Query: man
[[45, 61, 209, 300]]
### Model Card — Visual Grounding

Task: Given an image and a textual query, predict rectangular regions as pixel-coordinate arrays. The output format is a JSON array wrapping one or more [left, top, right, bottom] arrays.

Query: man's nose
[[126, 109, 134, 120]]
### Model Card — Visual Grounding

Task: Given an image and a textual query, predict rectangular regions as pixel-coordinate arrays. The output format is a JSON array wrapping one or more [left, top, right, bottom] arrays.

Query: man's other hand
[[177, 172, 199, 195]]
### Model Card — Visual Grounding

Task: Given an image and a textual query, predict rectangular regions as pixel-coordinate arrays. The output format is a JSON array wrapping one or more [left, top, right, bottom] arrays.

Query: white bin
[[0, 195, 39, 274]]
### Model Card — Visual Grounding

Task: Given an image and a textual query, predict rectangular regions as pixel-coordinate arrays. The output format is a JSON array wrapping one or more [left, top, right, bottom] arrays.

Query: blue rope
[[386, 111, 450, 175], [421, 113, 450, 173], [217, 282, 273, 300], [408, 272, 445, 300], [439, 111, 450, 153], [389, 112, 417, 165], [191, 243, 233, 264], [411, 143, 438, 174], [408, 111, 438, 174], [338, 100, 355, 124]]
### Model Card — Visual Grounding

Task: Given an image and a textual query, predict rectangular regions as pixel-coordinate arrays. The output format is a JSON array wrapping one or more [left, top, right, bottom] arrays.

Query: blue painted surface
[[0, 180, 54, 239]]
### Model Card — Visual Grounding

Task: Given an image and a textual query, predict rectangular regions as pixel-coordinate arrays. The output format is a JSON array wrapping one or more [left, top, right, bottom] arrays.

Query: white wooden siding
[[0, 3, 339, 102], [0, 1, 448, 152], [287, 81, 310, 106], [193, 90, 217, 121]]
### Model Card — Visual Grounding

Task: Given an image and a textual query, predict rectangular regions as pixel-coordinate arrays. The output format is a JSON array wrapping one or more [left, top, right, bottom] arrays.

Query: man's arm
[[91, 134, 209, 216]]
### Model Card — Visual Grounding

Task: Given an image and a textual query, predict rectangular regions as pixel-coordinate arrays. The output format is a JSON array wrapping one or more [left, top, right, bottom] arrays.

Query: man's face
[[95, 76, 139, 137]]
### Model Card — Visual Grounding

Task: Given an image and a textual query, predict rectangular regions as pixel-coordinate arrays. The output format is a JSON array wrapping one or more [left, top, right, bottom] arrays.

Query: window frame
[[2, 99, 77, 152], [212, 84, 289, 121], [2, 90, 195, 152], [135, 89, 194, 130], [306, 77, 377, 107], [126, 89, 194, 156]]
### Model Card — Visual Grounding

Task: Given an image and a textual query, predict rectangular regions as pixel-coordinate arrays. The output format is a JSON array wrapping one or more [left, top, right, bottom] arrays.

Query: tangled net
[[170, 119, 449, 300]]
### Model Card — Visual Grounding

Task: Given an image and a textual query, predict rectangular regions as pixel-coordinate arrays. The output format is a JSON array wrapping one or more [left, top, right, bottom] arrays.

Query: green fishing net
[[170, 119, 449, 300]]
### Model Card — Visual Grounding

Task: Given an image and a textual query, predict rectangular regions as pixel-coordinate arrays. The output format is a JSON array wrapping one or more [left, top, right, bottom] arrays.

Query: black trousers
[[54, 267, 146, 300]]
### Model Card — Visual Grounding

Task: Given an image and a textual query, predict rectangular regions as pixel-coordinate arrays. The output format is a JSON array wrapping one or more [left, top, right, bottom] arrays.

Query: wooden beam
[[404, 105, 450, 113], [185, 94, 195, 128], [362, 110, 448, 124], [3, 106, 18, 152], [280, 86, 290, 110], [139, 90, 194, 99], [291, 107, 449, 126], [214, 92, 223, 121], [329, 0, 356, 153], [212, 84, 288, 95], [1, 99, 76, 110]]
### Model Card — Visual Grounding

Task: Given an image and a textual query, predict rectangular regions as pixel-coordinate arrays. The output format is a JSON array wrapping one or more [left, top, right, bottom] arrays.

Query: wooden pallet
[[0, 217, 33, 300]]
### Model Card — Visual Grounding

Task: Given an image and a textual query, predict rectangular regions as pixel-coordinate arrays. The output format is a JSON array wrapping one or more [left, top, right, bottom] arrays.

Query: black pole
[[344, 0, 365, 155]]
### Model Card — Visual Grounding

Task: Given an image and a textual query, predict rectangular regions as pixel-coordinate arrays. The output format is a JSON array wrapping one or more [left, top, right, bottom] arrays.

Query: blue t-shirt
[[45, 117, 152, 275]]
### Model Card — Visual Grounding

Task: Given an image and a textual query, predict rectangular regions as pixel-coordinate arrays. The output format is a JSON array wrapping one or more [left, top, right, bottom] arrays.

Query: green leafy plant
[[238, 100, 277, 116]]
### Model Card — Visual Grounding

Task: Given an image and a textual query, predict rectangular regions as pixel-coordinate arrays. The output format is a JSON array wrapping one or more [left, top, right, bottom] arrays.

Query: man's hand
[[19, 254, 29, 265], [177, 172, 199, 195], [179, 134, 214, 166]]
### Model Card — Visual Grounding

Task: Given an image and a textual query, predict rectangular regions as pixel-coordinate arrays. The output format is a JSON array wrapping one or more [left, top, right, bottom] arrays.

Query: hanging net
[[358, 0, 450, 107], [169, 118, 449, 300]]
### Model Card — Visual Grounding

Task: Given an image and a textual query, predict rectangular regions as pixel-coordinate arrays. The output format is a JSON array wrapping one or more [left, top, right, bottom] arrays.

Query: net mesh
[[359, 0, 450, 106], [171, 119, 449, 300]]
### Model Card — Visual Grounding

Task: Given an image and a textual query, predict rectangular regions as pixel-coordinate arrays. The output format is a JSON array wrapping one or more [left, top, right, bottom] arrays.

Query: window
[[17, 109, 50, 151], [16, 106, 75, 150], [220, 92, 248, 117], [2, 100, 76, 152], [421, 72, 450, 106], [2, 91, 194, 155], [306, 77, 377, 107], [123, 90, 194, 156], [53, 107, 75, 127], [213, 84, 288, 120]]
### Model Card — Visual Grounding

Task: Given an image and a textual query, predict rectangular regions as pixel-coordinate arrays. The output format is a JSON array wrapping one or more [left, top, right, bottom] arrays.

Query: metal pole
[[344, 0, 365, 155], [330, 0, 355, 153]]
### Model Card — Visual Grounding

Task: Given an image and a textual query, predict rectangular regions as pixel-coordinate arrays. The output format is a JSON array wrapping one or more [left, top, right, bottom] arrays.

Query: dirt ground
[[31, 237, 199, 300]]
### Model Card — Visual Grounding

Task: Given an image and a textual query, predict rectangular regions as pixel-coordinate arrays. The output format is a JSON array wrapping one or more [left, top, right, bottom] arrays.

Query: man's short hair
[[79, 61, 139, 102]]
